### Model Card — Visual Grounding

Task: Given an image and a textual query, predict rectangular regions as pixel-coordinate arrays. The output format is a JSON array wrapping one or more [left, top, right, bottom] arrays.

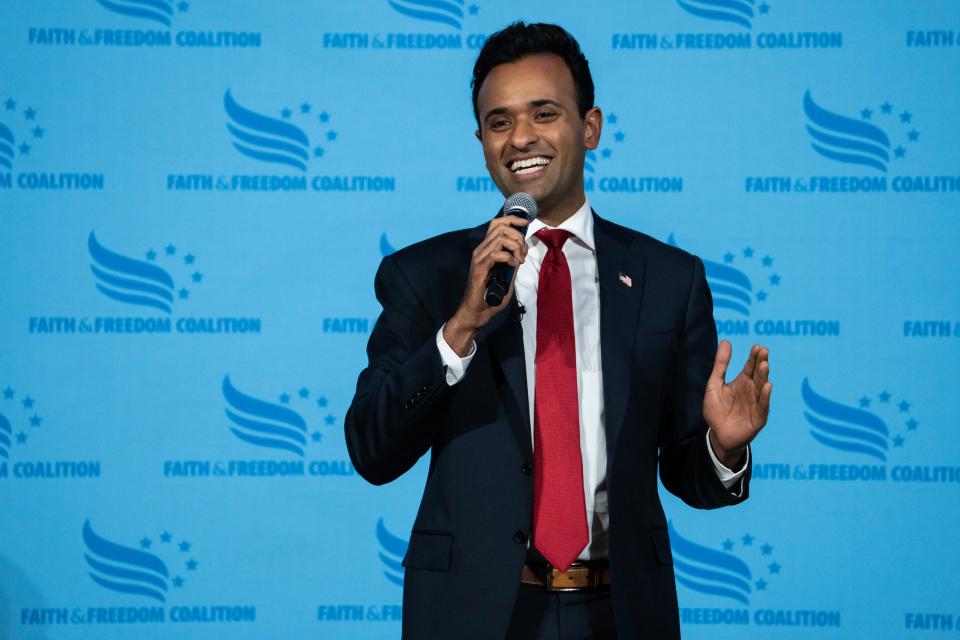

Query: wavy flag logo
[[671, 521, 780, 606], [2, 96, 45, 170], [668, 234, 779, 316], [88, 231, 201, 313], [803, 90, 919, 173], [1, 385, 44, 458], [224, 89, 337, 171], [83, 519, 198, 601], [376, 518, 407, 587], [386, 0, 479, 30], [802, 378, 919, 462], [222, 376, 336, 456], [585, 112, 626, 174], [96, 0, 187, 27], [676, 0, 769, 29]]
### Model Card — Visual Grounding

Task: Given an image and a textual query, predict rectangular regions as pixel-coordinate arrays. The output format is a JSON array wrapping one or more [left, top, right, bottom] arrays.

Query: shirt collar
[[526, 197, 595, 251]]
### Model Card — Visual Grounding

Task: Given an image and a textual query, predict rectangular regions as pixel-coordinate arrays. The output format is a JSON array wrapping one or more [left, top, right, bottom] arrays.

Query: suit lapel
[[593, 213, 644, 457]]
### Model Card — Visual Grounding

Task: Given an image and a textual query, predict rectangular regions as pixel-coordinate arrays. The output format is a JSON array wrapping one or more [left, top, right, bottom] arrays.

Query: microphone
[[484, 192, 537, 306]]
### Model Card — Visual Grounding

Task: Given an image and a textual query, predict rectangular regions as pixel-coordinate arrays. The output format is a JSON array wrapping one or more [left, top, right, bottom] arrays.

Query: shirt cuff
[[706, 429, 750, 495], [436, 324, 477, 386]]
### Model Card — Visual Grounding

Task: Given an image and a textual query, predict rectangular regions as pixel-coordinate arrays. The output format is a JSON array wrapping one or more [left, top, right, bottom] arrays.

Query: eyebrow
[[482, 99, 564, 122]]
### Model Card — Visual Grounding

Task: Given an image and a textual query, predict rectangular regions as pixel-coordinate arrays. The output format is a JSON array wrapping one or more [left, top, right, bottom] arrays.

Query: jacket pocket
[[650, 526, 673, 565], [402, 531, 453, 571]]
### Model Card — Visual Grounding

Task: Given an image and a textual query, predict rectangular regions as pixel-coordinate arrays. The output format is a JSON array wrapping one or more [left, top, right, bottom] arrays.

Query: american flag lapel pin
[[618, 272, 632, 288]]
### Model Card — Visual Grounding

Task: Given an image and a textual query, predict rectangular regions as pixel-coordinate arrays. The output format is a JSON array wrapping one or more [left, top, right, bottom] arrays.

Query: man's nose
[[509, 117, 538, 149]]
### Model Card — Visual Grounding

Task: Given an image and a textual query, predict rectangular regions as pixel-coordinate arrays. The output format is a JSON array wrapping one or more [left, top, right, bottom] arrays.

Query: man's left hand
[[703, 341, 772, 469]]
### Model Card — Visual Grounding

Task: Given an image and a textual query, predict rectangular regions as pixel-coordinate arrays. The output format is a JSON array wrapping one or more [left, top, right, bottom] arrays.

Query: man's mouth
[[509, 156, 551, 175]]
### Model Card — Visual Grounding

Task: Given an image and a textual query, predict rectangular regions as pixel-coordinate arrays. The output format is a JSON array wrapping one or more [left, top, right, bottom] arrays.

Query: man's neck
[[537, 193, 587, 228]]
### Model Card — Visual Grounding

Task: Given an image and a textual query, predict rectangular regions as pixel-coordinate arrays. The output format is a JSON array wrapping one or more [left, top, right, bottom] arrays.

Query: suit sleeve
[[344, 254, 455, 485], [657, 255, 751, 508]]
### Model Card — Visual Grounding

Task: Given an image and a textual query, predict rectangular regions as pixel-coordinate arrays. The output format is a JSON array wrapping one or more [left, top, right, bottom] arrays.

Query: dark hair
[[471, 22, 594, 128]]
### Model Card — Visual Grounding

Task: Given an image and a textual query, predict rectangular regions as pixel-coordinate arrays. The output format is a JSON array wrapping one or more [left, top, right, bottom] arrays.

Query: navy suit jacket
[[345, 212, 751, 639]]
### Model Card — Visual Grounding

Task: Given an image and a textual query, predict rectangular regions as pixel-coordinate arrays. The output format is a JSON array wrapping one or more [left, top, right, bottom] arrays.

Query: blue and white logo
[[1, 97, 44, 171], [379, 233, 397, 257], [376, 518, 407, 587], [676, 0, 769, 29], [0, 385, 42, 460], [322, 2, 486, 50], [96, 0, 185, 27], [222, 375, 316, 457], [387, 0, 479, 30]]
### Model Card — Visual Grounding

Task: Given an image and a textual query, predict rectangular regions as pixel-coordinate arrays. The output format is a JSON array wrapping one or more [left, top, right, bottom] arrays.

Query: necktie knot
[[534, 228, 573, 252]]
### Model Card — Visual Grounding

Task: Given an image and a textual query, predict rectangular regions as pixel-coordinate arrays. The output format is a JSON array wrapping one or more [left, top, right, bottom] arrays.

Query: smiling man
[[346, 22, 772, 639]]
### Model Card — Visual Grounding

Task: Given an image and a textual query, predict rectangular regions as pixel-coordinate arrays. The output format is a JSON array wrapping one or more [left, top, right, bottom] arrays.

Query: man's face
[[475, 53, 601, 221]]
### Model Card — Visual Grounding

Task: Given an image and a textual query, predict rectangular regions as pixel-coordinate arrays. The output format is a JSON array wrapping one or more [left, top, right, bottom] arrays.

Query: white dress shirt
[[436, 198, 748, 560]]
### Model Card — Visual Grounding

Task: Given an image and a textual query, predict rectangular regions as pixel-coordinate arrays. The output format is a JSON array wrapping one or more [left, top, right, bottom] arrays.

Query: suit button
[[513, 529, 529, 545], [521, 462, 533, 476]]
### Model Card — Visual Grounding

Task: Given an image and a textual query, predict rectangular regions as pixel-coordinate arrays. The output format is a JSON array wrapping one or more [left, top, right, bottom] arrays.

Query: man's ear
[[475, 129, 482, 142], [583, 107, 603, 151]]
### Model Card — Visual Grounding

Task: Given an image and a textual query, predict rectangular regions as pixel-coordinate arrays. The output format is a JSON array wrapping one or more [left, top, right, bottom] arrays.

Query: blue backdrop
[[2, 1, 959, 638]]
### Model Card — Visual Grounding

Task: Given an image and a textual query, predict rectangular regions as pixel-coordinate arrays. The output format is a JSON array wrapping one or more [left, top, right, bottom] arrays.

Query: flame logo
[[89, 232, 176, 314], [222, 376, 309, 456], [96, 0, 175, 27], [677, 0, 755, 29], [376, 518, 407, 587], [387, 0, 465, 29], [0, 412, 11, 459], [804, 90, 891, 173], [802, 377, 889, 461], [671, 521, 753, 605], [0, 122, 14, 170], [83, 520, 170, 602], [224, 90, 311, 172]]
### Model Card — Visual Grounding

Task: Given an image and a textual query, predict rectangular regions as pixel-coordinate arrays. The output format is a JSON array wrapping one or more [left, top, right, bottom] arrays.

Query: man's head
[[471, 22, 602, 223]]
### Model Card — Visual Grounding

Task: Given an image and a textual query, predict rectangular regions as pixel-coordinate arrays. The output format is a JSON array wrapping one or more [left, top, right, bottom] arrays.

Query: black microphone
[[484, 192, 538, 306]]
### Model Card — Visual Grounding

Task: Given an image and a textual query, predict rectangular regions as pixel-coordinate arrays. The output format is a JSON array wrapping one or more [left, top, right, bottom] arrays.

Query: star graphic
[[178, 288, 189, 299], [29, 415, 42, 427], [178, 540, 191, 553], [160, 531, 172, 543], [324, 414, 336, 426], [768, 561, 781, 574], [314, 146, 325, 157], [723, 251, 734, 264], [279, 393, 290, 404], [165, 243, 176, 256], [281, 107, 292, 119], [31, 126, 44, 138], [601, 148, 612, 159], [899, 111, 912, 124], [906, 418, 918, 431], [907, 129, 919, 142], [2, 386, 13, 399], [172, 576, 185, 588], [4, 98, 14, 110], [893, 146, 906, 159], [769, 274, 781, 286], [741, 533, 754, 546], [756, 290, 768, 302], [186, 558, 198, 571], [184, 254, 195, 265], [326, 130, 337, 141], [312, 431, 322, 442], [468, 3, 479, 15], [761, 255, 773, 267], [18, 142, 30, 155], [722, 539, 734, 551], [319, 111, 330, 123], [758, 2, 769, 14], [608, 113, 618, 125], [16, 431, 28, 444], [860, 108, 872, 120], [878, 390, 891, 403], [177, 1, 189, 12], [761, 543, 773, 556], [22, 396, 34, 409], [898, 399, 910, 412], [24, 107, 36, 120], [140, 537, 152, 549], [146, 249, 157, 261], [316, 396, 328, 408], [743, 246, 754, 258], [880, 101, 892, 114], [893, 434, 905, 447], [300, 102, 311, 114], [858, 396, 871, 408], [614, 131, 625, 142], [191, 272, 203, 283], [755, 578, 768, 590], [298, 387, 310, 399]]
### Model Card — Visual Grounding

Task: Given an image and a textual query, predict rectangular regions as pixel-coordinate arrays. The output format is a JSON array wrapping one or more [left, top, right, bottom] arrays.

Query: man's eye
[[536, 111, 558, 120], [490, 119, 509, 129]]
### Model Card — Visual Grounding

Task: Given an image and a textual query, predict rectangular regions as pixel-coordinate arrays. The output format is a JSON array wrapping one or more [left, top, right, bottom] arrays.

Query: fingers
[[756, 381, 772, 426], [708, 339, 732, 389], [753, 348, 770, 396], [742, 343, 759, 378]]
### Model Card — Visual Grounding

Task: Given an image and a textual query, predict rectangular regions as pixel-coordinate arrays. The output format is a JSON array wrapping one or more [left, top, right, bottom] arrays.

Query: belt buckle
[[544, 566, 580, 592]]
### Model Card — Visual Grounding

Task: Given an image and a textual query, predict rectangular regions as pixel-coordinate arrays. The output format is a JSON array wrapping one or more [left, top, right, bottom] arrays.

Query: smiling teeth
[[511, 157, 550, 173]]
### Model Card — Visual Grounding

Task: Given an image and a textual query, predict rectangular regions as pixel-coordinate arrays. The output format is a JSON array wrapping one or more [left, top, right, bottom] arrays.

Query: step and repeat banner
[[1, 1, 958, 638]]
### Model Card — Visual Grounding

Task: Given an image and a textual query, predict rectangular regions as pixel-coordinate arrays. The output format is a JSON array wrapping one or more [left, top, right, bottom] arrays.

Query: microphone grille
[[504, 192, 537, 221]]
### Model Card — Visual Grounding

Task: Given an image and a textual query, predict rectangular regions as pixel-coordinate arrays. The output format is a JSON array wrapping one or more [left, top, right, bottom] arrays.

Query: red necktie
[[532, 228, 587, 572]]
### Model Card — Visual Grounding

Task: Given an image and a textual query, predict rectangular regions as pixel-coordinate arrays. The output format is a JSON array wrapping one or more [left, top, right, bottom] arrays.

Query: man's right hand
[[443, 215, 529, 356]]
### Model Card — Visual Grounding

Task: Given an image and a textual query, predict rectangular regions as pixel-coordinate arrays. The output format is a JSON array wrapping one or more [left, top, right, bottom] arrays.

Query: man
[[345, 22, 771, 639]]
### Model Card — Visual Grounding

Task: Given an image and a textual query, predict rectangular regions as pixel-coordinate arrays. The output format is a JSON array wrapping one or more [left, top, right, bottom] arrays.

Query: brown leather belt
[[521, 561, 612, 591]]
